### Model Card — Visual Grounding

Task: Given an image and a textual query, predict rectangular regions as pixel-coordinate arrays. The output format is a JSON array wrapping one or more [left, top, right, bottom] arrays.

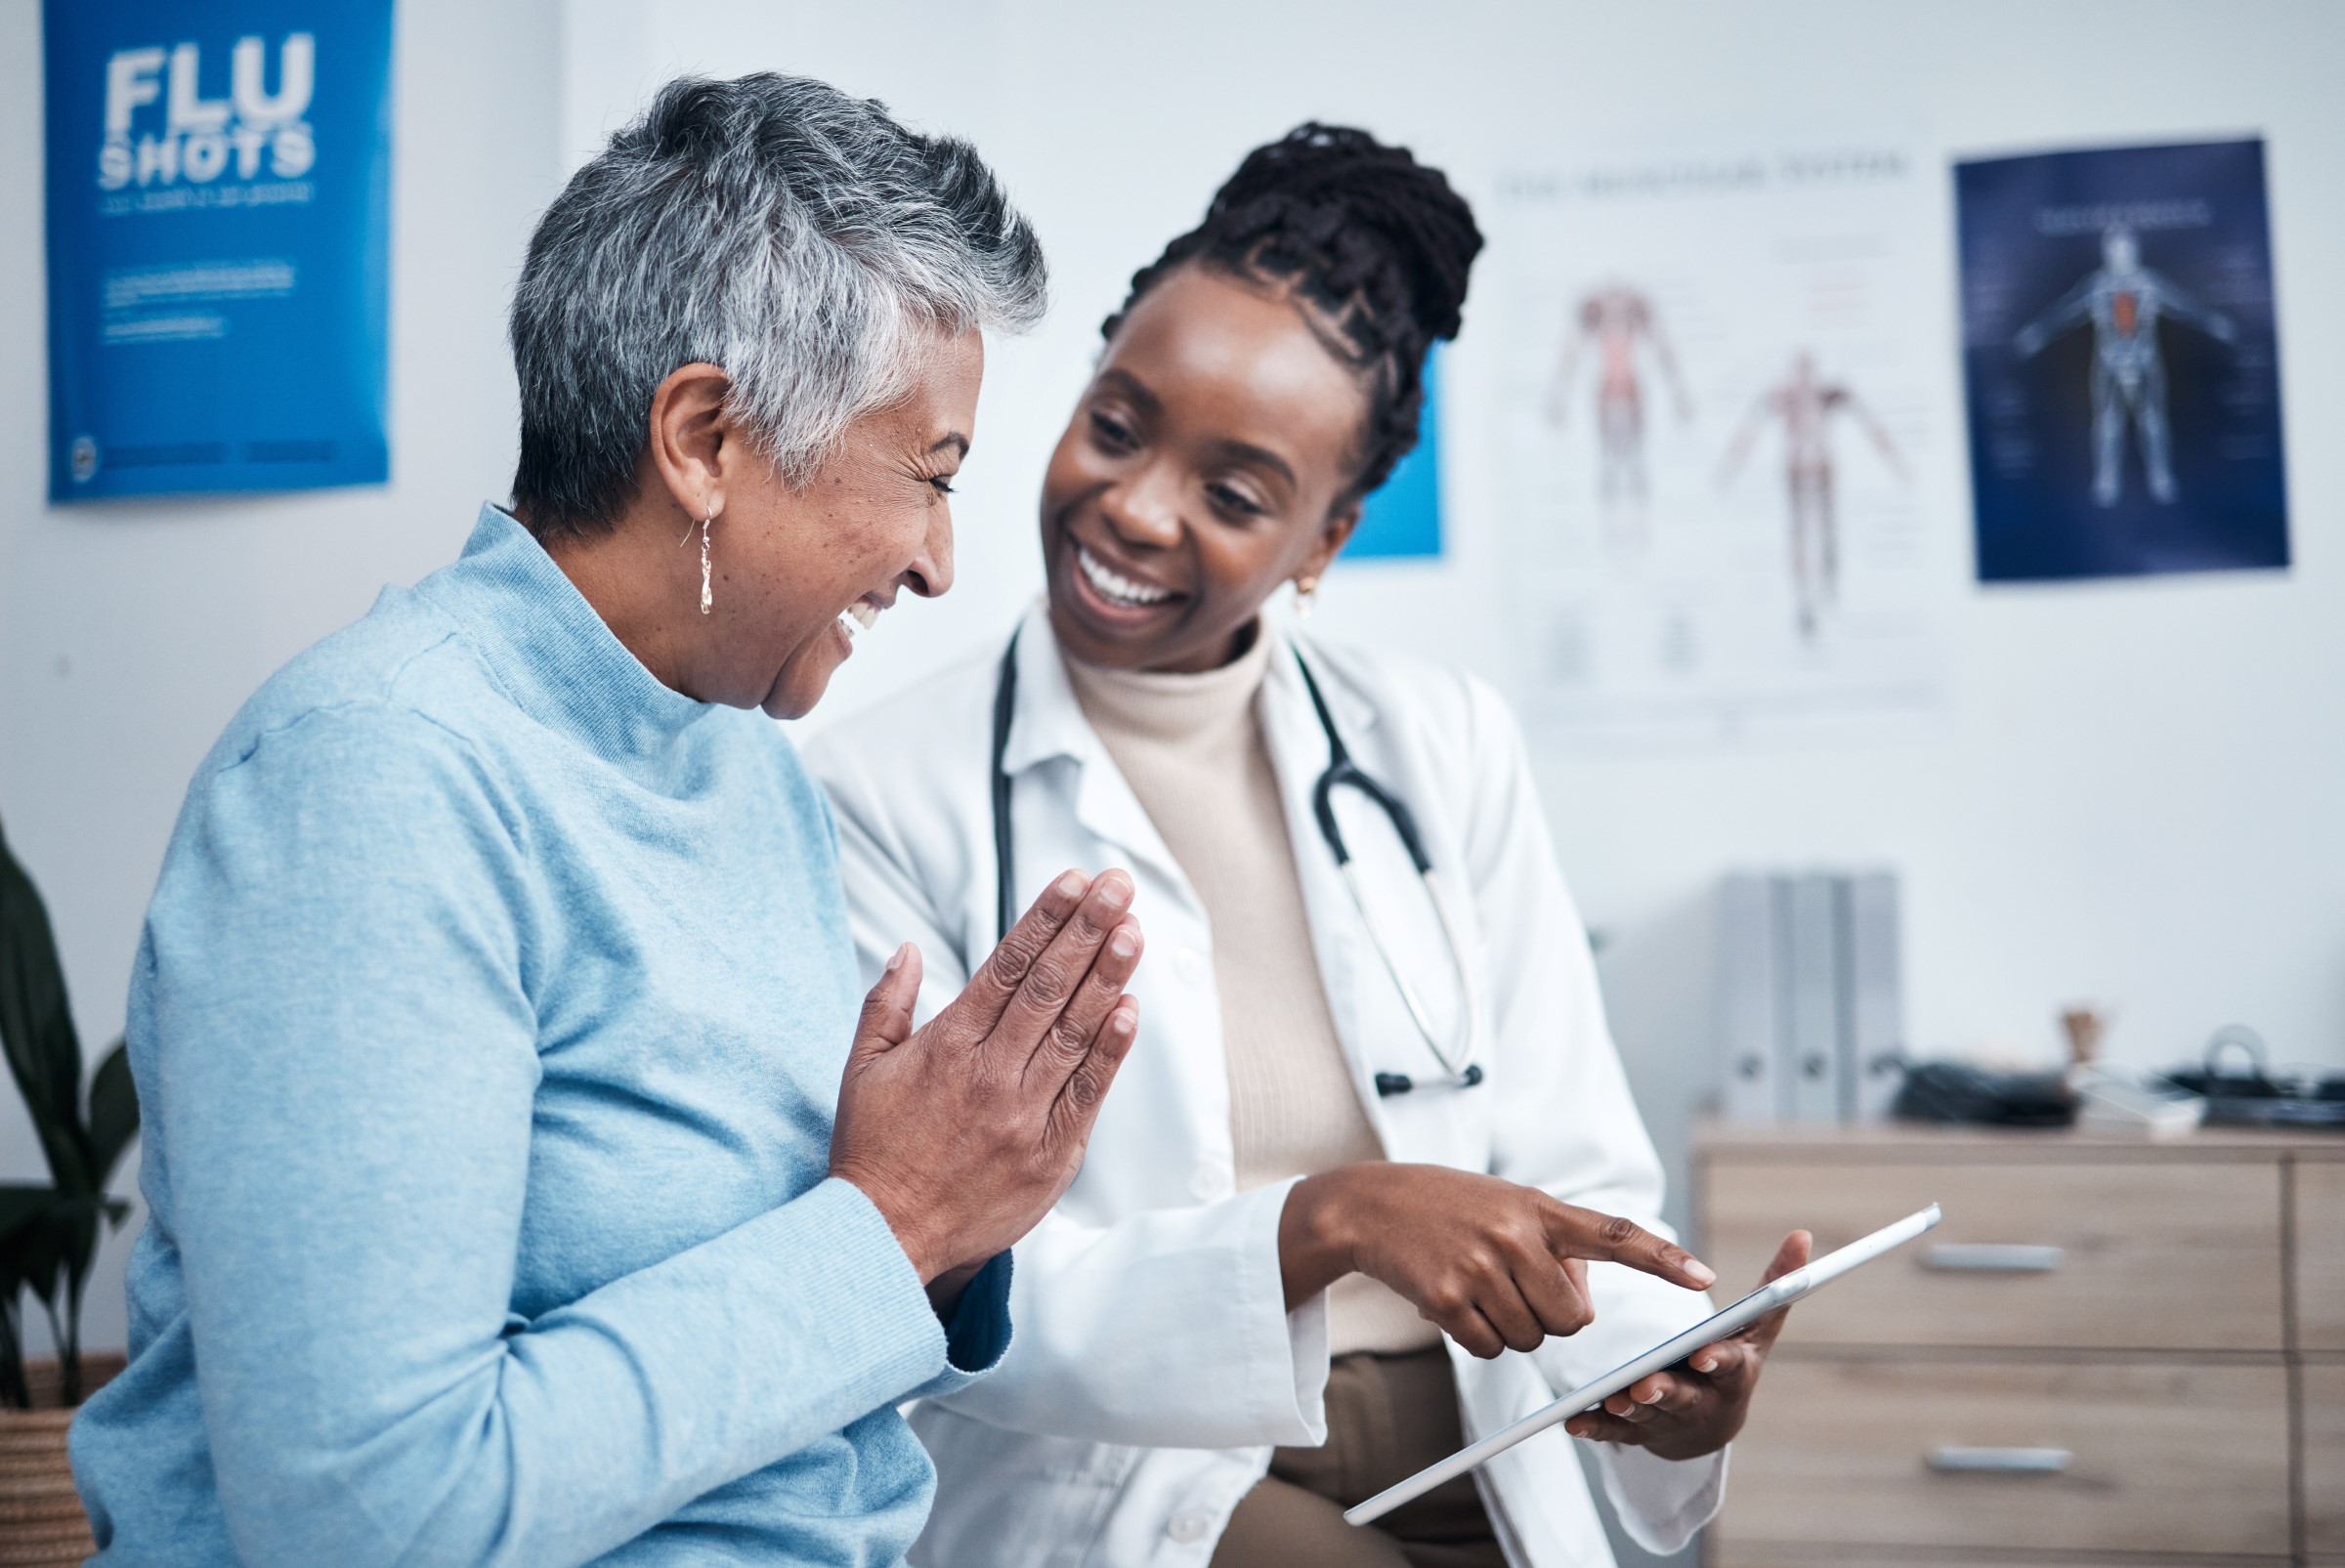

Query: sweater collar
[[422, 504, 717, 763], [1000, 605, 1376, 780], [1058, 620, 1275, 748]]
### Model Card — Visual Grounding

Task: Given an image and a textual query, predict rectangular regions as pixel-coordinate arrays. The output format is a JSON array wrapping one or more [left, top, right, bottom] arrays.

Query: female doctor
[[808, 125, 1807, 1568]]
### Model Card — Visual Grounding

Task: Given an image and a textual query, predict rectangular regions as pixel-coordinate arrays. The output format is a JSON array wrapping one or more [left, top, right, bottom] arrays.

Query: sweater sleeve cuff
[[709, 1176, 953, 1406], [1596, 1441, 1729, 1555], [908, 1251, 1015, 1402]]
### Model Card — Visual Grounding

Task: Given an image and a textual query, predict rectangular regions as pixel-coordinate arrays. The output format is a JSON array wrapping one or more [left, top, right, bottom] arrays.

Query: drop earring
[[1293, 574, 1320, 618], [698, 511, 714, 615], [680, 509, 717, 614]]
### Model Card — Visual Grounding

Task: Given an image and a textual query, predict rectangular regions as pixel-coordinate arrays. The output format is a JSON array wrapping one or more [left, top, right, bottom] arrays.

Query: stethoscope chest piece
[[1375, 1065, 1483, 1098]]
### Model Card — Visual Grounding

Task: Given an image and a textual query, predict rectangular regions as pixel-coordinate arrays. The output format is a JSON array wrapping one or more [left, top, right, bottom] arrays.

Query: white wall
[[0, 0, 565, 1354], [562, 0, 2345, 1089], [5, 0, 2339, 1356]]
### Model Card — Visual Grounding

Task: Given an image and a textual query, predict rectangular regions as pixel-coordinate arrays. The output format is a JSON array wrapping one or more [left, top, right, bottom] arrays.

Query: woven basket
[[0, 1357, 123, 1568]]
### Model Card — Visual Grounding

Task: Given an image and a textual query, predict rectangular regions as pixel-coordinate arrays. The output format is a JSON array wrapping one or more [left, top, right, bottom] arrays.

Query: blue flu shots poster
[[1954, 140, 2286, 582], [44, 1, 395, 502]]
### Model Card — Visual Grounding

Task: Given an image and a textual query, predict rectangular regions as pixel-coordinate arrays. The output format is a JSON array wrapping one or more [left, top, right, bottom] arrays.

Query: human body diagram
[[1545, 285, 1690, 537], [1719, 353, 1904, 640], [2013, 226, 2236, 508]]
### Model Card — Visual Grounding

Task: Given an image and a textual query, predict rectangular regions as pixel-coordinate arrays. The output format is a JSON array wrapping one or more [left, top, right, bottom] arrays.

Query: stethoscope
[[990, 629, 1483, 1096]]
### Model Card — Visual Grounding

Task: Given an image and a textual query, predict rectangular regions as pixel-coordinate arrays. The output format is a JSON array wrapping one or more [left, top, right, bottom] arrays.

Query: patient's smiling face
[[1039, 264, 1370, 673]]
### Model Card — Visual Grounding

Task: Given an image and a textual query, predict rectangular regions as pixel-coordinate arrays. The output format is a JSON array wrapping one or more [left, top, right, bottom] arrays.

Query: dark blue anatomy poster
[[1955, 140, 2286, 582], [44, 2, 394, 503]]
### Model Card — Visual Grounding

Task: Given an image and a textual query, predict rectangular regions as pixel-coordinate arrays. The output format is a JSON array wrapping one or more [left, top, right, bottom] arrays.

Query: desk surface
[[1695, 1118, 2345, 1161]]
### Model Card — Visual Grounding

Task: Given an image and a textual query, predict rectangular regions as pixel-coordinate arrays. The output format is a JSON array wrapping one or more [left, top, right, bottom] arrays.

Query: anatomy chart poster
[[1955, 140, 2287, 581], [1482, 138, 1957, 747], [44, 0, 395, 502]]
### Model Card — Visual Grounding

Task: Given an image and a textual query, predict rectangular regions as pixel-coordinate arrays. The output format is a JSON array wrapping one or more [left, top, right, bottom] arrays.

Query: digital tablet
[[1343, 1203, 1942, 1527]]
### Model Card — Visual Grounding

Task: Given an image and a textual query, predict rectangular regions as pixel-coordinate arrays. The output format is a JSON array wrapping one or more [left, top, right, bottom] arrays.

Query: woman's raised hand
[[830, 869, 1144, 1291], [1280, 1165, 1717, 1360]]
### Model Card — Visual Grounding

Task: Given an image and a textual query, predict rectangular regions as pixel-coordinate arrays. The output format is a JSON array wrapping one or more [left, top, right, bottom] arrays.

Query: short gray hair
[[509, 73, 1047, 535]]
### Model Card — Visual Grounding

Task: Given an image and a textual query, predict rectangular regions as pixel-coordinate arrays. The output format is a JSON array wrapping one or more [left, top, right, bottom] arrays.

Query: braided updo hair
[[1102, 123, 1483, 501]]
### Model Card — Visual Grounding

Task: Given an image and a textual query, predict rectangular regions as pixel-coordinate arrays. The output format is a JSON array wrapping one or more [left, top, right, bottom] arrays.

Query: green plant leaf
[[0, 1271, 25, 1410], [0, 821, 95, 1193], [88, 1039, 140, 1190], [0, 825, 132, 1409], [7, 1195, 78, 1315], [0, 1183, 52, 1249]]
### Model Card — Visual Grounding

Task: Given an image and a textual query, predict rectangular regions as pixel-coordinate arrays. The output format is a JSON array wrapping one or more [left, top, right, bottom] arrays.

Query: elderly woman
[[69, 75, 1145, 1567]]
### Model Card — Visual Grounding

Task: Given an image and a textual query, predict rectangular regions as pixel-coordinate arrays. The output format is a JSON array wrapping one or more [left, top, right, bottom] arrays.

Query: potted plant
[[0, 817, 139, 1561]]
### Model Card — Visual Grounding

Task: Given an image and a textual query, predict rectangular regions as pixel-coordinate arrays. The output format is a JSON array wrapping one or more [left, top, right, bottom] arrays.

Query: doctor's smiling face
[[1041, 263, 1370, 674]]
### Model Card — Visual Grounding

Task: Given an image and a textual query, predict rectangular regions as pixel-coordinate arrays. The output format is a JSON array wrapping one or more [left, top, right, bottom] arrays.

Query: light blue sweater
[[70, 504, 1009, 1567]]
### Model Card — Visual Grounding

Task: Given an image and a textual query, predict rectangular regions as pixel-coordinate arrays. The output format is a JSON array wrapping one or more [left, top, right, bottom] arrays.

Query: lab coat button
[[1175, 950, 1207, 984], [1189, 1166, 1218, 1200], [1167, 1508, 1213, 1544]]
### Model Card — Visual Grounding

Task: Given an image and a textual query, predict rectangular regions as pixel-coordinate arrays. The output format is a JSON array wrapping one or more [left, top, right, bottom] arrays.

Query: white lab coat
[[805, 607, 1727, 1568]]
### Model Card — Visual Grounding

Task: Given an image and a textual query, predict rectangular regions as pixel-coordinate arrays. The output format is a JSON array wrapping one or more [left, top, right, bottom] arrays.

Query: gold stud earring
[[1294, 574, 1320, 618]]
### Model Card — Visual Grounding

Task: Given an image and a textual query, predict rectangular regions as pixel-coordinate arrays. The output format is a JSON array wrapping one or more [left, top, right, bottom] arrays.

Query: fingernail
[[1109, 1009, 1135, 1036], [1109, 927, 1139, 958], [1684, 1259, 1717, 1287], [1095, 874, 1132, 911], [1053, 870, 1087, 900], [884, 944, 908, 973], [1694, 1357, 1717, 1373]]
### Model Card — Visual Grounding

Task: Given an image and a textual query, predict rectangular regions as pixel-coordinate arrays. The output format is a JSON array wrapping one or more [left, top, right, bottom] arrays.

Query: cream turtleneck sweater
[[1063, 629, 1439, 1357]]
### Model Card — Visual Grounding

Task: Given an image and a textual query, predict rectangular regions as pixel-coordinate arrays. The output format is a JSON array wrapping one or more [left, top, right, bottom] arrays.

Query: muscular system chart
[[1480, 135, 1960, 749]]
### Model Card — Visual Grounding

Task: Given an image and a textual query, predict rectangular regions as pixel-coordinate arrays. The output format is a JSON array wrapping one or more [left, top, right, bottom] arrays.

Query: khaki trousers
[[1209, 1346, 1506, 1568]]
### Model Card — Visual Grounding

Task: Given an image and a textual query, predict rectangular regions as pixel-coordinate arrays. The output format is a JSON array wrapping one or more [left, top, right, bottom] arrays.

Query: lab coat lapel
[[1000, 608, 1231, 1200], [1000, 606, 1204, 929]]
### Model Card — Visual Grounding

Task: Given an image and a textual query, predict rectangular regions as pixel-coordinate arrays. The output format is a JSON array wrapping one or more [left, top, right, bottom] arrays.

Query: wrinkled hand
[[831, 869, 1142, 1290], [1563, 1229, 1811, 1459], [1281, 1165, 1717, 1360]]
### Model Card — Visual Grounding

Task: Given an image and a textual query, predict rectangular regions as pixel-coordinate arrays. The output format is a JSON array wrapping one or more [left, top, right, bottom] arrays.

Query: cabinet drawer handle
[[1926, 1446, 2072, 1474], [1920, 1244, 2065, 1273]]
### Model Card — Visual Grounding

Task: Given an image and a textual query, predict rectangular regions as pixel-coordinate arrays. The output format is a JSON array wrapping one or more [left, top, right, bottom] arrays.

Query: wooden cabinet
[[2307, 1362, 2345, 1558], [2299, 1160, 2345, 1351], [1725, 1359, 2290, 1556], [1697, 1126, 2340, 1567], [1703, 1158, 2283, 1351]]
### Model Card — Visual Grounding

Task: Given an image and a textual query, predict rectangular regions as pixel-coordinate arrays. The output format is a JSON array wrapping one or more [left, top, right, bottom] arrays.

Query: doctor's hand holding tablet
[[1349, 1206, 1940, 1526], [1279, 1162, 1815, 1459], [1559, 1228, 1813, 1458]]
